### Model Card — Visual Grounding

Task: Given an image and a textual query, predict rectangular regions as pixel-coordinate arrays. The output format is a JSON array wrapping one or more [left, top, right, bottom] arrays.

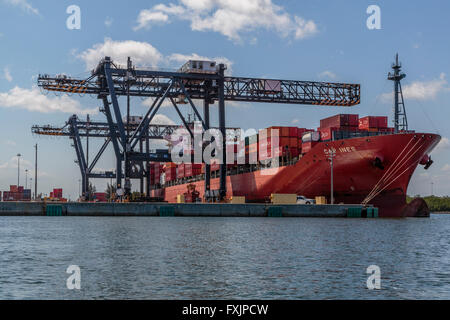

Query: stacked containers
[[358, 116, 388, 131], [319, 114, 359, 141], [259, 127, 309, 160], [320, 114, 359, 128], [185, 164, 202, 177], [177, 163, 185, 179], [53, 188, 63, 198], [246, 134, 259, 164], [149, 162, 162, 185], [2, 186, 32, 201], [164, 163, 177, 182]]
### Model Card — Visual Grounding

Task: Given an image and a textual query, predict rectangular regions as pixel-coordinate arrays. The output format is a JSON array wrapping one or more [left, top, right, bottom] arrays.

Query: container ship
[[149, 57, 441, 217]]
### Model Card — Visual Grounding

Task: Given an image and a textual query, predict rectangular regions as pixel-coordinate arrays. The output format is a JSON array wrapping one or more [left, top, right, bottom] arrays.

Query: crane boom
[[37, 59, 360, 106]]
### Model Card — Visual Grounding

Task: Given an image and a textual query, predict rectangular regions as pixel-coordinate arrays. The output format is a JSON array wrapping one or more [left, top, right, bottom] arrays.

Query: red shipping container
[[260, 127, 281, 138], [10, 185, 18, 193], [18, 186, 24, 193], [279, 137, 290, 148], [319, 127, 338, 141], [177, 164, 185, 179], [289, 137, 298, 148], [185, 164, 202, 177], [359, 116, 380, 129], [165, 167, 177, 181], [320, 114, 359, 128], [302, 141, 319, 153], [377, 116, 388, 129], [281, 127, 290, 137], [289, 127, 298, 137]]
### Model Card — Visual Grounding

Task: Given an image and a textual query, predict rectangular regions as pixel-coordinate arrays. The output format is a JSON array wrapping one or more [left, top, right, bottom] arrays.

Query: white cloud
[[318, 70, 336, 80], [133, 0, 318, 42], [292, 119, 299, 124], [381, 73, 449, 101], [104, 16, 113, 27], [75, 39, 234, 74], [151, 114, 176, 125], [3, 139, 16, 146], [432, 137, 450, 155], [76, 38, 164, 71], [4, 0, 39, 15], [3, 67, 12, 82], [0, 86, 97, 114], [0, 155, 32, 170]]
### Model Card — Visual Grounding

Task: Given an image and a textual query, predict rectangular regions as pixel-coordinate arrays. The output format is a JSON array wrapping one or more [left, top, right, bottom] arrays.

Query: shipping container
[[320, 114, 359, 128], [302, 141, 319, 153], [185, 164, 202, 177], [165, 167, 177, 182], [319, 127, 338, 141], [177, 164, 185, 179], [289, 127, 298, 137]]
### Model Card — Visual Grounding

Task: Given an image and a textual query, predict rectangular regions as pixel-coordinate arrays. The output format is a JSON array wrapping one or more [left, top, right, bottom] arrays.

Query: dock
[[0, 202, 377, 218]]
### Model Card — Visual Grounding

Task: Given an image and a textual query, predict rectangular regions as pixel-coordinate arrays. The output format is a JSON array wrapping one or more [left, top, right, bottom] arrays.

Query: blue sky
[[1, 0, 450, 199]]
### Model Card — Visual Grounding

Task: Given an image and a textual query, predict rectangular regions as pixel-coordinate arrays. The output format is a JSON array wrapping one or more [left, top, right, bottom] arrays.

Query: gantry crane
[[36, 56, 360, 199]]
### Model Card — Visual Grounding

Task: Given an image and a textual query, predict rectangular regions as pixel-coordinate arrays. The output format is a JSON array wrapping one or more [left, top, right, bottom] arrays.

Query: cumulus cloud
[[4, 0, 39, 15], [75, 38, 164, 71], [3, 67, 12, 82], [133, 0, 318, 42], [3, 139, 16, 146], [75, 39, 234, 74], [381, 73, 449, 102], [318, 70, 336, 80], [0, 86, 97, 114], [432, 137, 450, 155], [151, 114, 176, 125], [0, 155, 32, 170]]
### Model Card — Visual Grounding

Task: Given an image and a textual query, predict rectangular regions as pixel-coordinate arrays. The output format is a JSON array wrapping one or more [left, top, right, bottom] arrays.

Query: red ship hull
[[153, 133, 440, 217]]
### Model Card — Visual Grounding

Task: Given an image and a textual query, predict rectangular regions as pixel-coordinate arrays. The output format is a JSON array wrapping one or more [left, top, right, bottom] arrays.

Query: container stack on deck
[[358, 116, 393, 133], [1, 185, 32, 201], [146, 114, 397, 190]]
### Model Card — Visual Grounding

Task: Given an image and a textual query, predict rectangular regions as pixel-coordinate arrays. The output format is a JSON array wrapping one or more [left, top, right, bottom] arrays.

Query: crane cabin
[[179, 60, 217, 74]]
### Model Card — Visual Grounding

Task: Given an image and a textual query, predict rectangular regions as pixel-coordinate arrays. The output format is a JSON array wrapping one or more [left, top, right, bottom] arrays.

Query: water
[[1, 215, 450, 299]]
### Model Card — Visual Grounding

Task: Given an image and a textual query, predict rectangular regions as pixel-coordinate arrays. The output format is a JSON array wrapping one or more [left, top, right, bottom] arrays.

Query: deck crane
[[36, 57, 360, 199]]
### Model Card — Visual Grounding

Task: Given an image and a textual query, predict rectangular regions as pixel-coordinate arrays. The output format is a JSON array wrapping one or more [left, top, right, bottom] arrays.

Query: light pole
[[25, 169, 28, 189], [431, 181, 434, 196], [328, 150, 336, 205], [17, 153, 21, 187]]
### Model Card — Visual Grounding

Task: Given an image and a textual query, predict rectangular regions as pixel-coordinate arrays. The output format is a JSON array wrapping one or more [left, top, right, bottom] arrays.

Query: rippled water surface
[[1, 215, 450, 299]]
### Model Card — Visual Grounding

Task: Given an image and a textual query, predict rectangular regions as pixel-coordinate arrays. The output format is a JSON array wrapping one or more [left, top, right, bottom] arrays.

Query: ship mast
[[388, 54, 408, 133]]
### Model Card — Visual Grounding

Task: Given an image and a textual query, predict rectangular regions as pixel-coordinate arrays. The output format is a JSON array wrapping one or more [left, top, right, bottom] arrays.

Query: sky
[[1, 0, 450, 199]]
